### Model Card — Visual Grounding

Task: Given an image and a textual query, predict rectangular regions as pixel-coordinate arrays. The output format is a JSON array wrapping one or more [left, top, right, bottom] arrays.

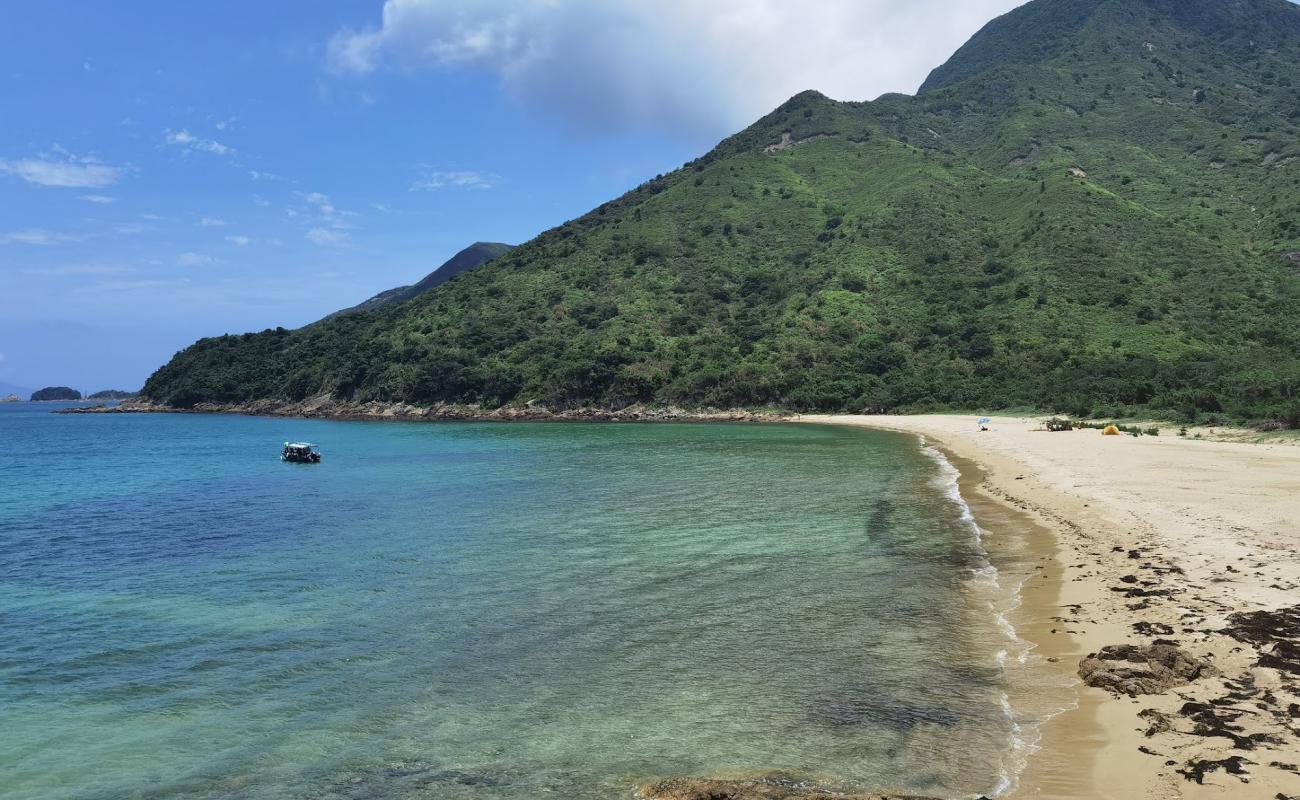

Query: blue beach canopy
[[978, 417, 991, 424]]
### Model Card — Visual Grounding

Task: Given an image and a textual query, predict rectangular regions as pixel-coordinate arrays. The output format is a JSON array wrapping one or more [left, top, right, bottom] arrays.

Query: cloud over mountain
[[328, 0, 1028, 138]]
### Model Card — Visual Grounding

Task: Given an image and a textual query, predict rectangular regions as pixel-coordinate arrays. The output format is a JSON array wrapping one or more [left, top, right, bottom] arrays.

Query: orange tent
[[1102, 425, 1121, 436]]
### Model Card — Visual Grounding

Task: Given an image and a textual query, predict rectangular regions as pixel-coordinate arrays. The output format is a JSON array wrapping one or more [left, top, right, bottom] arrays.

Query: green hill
[[31, 387, 82, 402], [87, 389, 139, 400], [143, 0, 1300, 423]]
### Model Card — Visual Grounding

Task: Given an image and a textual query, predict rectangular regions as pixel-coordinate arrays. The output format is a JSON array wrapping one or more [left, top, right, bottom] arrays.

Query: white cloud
[[78, 194, 116, 204], [411, 169, 499, 191], [177, 252, 214, 267], [164, 129, 234, 157], [307, 227, 350, 247], [198, 140, 232, 156], [0, 154, 123, 188], [199, 216, 226, 227], [225, 235, 250, 246], [299, 191, 340, 218], [1, 229, 76, 245], [248, 169, 287, 182], [328, 0, 1028, 138], [115, 223, 148, 235]]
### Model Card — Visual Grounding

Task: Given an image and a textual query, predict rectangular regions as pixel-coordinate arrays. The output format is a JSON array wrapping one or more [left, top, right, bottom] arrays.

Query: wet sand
[[804, 415, 1300, 799]]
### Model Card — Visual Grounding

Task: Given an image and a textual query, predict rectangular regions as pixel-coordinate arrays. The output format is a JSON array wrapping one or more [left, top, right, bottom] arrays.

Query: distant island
[[88, 390, 139, 400], [0, 394, 20, 403], [0, 380, 32, 400], [31, 387, 82, 401]]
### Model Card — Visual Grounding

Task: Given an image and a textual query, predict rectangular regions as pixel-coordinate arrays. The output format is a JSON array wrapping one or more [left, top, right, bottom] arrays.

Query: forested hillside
[[144, 0, 1300, 423]]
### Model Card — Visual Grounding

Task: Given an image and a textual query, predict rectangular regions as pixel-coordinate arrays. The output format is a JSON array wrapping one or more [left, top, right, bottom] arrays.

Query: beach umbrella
[[978, 417, 991, 425]]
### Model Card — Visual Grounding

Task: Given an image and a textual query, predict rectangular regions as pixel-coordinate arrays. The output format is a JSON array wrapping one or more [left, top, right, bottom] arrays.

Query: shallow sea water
[[0, 403, 1049, 799]]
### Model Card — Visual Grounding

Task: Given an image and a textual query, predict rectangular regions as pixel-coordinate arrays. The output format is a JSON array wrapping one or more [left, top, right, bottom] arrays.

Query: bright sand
[[802, 415, 1300, 799]]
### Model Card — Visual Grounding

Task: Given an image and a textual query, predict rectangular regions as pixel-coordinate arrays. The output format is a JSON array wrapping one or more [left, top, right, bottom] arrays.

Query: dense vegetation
[[31, 387, 82, 401], [145, 0, 1300, 424]]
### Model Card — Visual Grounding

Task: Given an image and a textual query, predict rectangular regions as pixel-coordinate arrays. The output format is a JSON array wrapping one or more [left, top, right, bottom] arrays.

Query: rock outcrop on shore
[[58, 396, 791, 424], [1078, 643, 1217, 696]]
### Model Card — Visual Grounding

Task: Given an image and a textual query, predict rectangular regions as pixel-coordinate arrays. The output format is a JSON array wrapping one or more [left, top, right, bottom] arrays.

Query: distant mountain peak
[[318, 241, 514, 324]]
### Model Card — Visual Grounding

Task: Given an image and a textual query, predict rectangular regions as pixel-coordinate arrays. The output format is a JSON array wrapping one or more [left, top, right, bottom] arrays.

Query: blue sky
[[0, 0, 1033, 393]]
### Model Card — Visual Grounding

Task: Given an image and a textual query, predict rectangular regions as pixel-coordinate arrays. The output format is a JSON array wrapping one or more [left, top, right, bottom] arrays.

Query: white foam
[[918, 440, 1059, 799]]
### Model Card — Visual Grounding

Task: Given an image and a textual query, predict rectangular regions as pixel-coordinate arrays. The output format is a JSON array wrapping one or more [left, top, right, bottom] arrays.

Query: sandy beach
[[803, 415, 1300, 800]]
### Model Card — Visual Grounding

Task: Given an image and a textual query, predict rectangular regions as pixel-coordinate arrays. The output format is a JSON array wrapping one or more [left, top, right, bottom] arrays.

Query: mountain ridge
[[921, 0, 1300, 93], [142, 0, 1300, 423], [317, 241, 513, 323]]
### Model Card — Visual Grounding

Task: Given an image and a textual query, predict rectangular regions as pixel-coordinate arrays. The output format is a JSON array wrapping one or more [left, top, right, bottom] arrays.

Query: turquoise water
[[0, 403, 1026, 799]]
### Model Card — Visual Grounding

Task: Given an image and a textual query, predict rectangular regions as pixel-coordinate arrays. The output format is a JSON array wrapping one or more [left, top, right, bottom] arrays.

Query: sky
[[0, 0, 1034, 394]]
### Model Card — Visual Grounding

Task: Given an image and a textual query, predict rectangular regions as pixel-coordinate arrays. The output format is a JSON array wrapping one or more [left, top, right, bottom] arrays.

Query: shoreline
[[56, 397, 792, 424], [804, 414, 1300, 800], [937, 446, 1094, 800]]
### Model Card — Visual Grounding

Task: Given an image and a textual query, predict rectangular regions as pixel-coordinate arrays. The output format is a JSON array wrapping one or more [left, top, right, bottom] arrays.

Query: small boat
[[281, 442, 321, 463]]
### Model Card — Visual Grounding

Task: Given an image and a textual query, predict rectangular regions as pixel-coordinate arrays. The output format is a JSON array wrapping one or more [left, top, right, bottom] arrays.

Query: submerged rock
[[1078, 643, 1216, 696], [638, 777, 942, 800]]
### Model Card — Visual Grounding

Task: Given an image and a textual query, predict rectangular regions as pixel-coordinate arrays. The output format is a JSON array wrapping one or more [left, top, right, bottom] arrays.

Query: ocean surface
[[0, 402, 1052, 800]]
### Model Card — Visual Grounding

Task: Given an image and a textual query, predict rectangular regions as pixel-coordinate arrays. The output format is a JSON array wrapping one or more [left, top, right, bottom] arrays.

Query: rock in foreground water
[[639, 777, 943, 800]]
